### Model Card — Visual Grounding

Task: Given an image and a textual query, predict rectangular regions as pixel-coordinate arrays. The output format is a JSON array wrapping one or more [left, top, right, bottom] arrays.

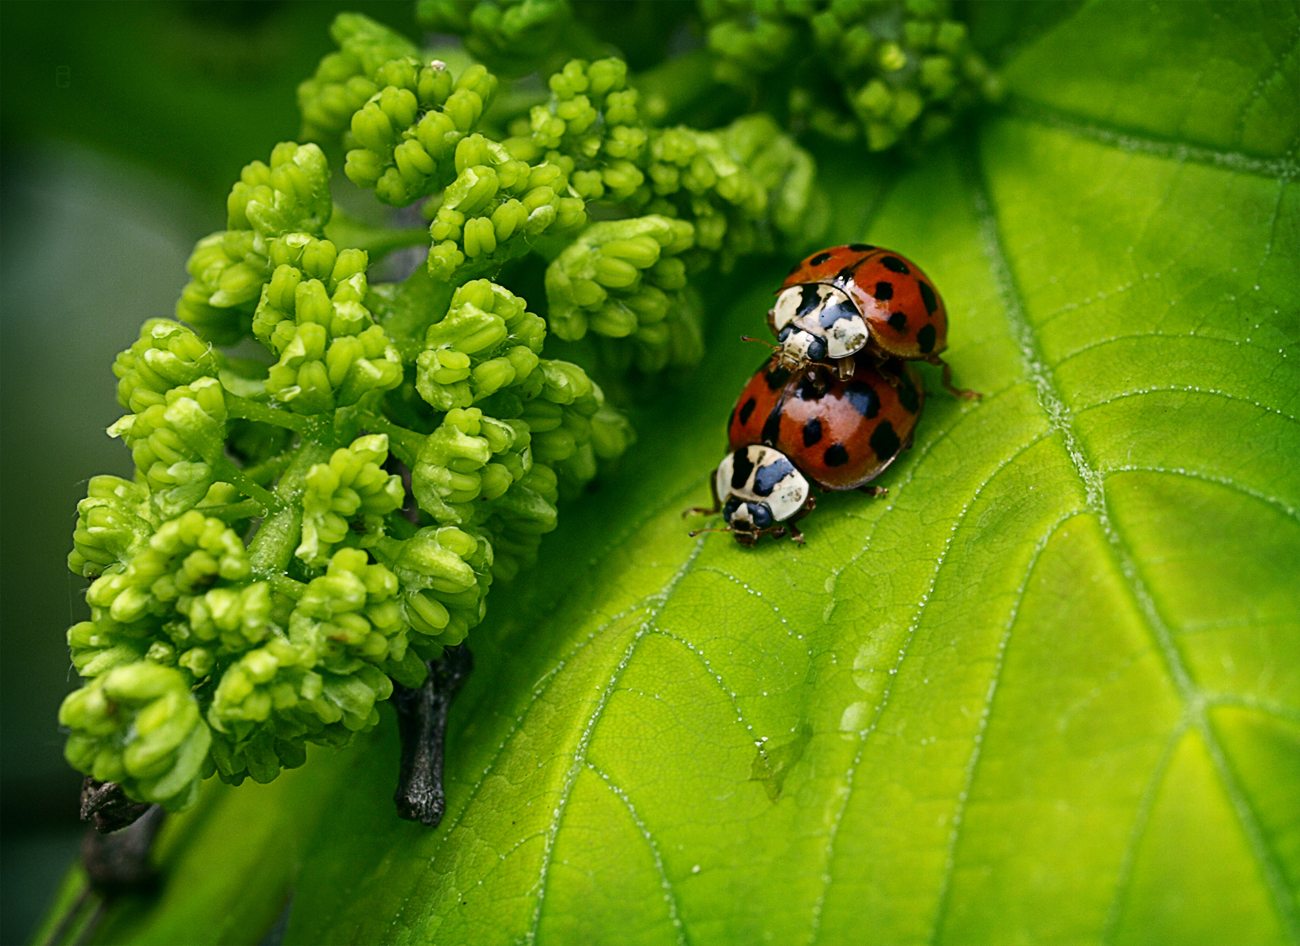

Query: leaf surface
[[61, 3, 1300, 944]]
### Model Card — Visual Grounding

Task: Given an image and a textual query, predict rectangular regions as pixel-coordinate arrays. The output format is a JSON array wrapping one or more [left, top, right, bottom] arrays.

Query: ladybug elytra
[[688, 354, 923, 545], [768, 244, 979, 399]]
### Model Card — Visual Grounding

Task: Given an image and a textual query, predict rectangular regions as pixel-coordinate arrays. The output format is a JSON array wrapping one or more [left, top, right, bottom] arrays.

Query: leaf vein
[[1103, 464, 1299, 522], [1100, 722, 1188, 944], [1051, 330, 1294, 371], [969, 141, 1300, 942], [525, 538, 707, 945], [586, 762, 690, 946], [807, 426, 1059, 945], [928, 509, 1085, 943], [696, 565, 813, 661], [1076, 385, 1300, 423], [1007, 98, 1300, 181]]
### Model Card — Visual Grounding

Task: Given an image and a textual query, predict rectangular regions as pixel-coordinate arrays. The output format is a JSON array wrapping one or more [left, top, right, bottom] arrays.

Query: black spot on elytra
[[870, 421, 901, 461], [761, 402, 783, 445], [797, 284, 821, 315], [764, 364, 791, 389], [917, 323, 937, 354], [819, 298, 859, 329], [824, 443, 850, 467], [753, 456, 794, 496], [810, 251, 833, 266], [731, 448, 755, 489], [881, 255, 909, 274], [888, 310, 907, 331], [918, 281, 938, 316], [874, 281, 894, 301], [897, 373, 920, 413], [803, 417, 823, 447], [848, 243, 875, 252], [844, 381, 880, 418], [738, 397, 757, 425]]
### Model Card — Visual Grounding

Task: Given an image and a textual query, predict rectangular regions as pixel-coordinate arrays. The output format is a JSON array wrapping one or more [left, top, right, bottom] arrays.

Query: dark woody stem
[[79, 778, 151, 834], [391, 645, 474, 826]]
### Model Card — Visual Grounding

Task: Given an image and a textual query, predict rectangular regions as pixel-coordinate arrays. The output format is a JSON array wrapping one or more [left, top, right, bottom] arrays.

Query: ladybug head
[[723, 496, 776, 545], [774, 328, 828, 372]]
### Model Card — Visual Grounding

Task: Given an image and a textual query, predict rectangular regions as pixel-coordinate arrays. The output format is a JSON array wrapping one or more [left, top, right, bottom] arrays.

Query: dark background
[[0, 3, 1072, 941]]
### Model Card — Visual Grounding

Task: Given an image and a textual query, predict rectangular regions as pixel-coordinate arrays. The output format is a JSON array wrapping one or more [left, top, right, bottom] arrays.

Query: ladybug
[[696, 444, 817, 546], [687, 354, 924, 545], [767, 244, 979, 399]]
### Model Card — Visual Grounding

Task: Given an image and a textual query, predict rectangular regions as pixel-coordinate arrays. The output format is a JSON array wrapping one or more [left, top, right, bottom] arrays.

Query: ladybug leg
[[858, 484, 888, 497], [929, 355, 981, 400], [684, 476, 722, 518], [836, 357, 855, 382], [787, 520, 806, 545]]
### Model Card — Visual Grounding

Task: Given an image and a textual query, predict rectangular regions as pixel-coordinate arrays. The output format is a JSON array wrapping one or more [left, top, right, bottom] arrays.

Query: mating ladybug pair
[[688, 244, 978, 546]]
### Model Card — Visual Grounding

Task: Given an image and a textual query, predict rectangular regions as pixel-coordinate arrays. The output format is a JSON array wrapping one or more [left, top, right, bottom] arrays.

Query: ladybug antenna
[[740, 335, 779, 351], [688, 526, 733, 537]]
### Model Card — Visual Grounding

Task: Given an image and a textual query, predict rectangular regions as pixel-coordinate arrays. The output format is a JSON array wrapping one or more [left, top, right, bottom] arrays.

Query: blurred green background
[[0, 4, 416, 941]]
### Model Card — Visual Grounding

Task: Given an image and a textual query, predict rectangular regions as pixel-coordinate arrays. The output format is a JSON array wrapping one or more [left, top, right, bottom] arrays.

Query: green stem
[[324, 208, 431, 260], [225, 394, 315, 435], [239, 452, 293, 488], [270, 575, 307, 600], [369, 264, 454, 363], [212, 457, 277, 511], [199, 499, 265, 521], [247, 439, 335, 580], [360, 412, 426, 468]]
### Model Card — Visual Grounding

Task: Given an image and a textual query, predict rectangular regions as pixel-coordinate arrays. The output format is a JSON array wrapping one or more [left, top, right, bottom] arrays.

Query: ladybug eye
[[749, 502, 773, 528], [722, 497, 742, 522], [777, 325, 793, 342], [807, 337, 828, 363]]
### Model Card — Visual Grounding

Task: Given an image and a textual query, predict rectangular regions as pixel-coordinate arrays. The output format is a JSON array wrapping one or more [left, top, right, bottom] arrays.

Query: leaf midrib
[[963, 129, 1300, 943]]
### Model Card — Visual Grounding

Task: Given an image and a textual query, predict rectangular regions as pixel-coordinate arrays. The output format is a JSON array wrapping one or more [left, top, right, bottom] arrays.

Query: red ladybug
[[687, 354, 924, 545], [767, 244, 979, 399]]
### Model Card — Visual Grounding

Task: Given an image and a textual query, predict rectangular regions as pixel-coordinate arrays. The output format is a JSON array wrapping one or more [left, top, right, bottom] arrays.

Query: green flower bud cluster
[[204, 547, 419, 784], [415, 0, 576, 78], [637, 114, 823, 272], [545, 215, 704, 373], [506, 57, 822, 334], [505, 57, 648, 203], [296, 435, 406, 568], [177, 142, 333, 346], [252, 233, 403, 414], [297, 12, 419, 143], [60, 663, 212, 810], [113, 317, 222, 415], [373, 525, 494, 648], [426, 135, 587, 281], [59, 512, 252, 805], [67, 476, 157, 580], [415, 278, 546, 412], [107, 370, 230, 521], [699, 0, 1000, 152], [405, 279, 627, 582], [344, 60, 498, 207]]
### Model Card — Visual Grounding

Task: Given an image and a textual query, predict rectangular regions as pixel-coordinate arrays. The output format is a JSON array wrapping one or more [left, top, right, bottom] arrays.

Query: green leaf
[[46, 2, 1299, 944]]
